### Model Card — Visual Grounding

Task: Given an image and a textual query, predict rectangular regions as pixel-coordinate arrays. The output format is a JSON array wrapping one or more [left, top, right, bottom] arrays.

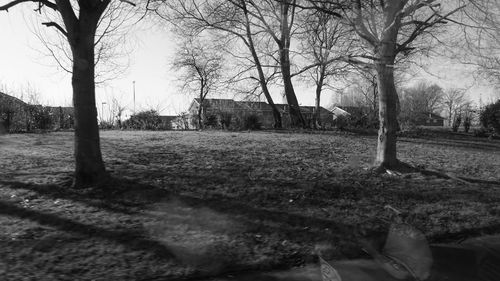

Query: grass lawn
[[0, 130, 499, 280]]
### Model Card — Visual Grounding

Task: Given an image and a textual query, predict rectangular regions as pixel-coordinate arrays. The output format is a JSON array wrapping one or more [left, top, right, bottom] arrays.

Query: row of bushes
[[202, 112, 262, 130], [121, 110, 172, 130], [0, 105, 74, 133]]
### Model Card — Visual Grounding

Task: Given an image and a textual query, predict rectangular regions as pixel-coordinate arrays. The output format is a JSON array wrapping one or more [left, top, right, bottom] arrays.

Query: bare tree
[[0, 0, 138, 186], [441, 88, 468, 127], [173, 38, 224, 129], [399, 82, 444, 128], [456, 0, 500, 86], [296, 4, 351, 128], [225, 0, 307, 127], [306, 0, 465, 172], [149, 0, 284, 128]]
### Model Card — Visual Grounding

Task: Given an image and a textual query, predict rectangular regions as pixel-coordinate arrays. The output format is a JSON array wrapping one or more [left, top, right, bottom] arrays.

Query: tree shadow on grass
[[0, 199, 175, 260], [400, 137, 500, 152], [0, 174, 171, 215]]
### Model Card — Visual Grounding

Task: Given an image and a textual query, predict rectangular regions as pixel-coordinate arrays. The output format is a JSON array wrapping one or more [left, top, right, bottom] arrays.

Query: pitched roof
[[0, 92, 28, 107], [193, 98, 333, 114]]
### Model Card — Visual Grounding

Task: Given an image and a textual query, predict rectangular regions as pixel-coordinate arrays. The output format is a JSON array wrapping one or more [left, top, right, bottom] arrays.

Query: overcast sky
[[0, 6, 497, 119]]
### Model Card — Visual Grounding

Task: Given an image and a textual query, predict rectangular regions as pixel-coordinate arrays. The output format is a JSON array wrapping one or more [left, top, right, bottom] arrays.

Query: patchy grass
[[0, 130, 499, 280]]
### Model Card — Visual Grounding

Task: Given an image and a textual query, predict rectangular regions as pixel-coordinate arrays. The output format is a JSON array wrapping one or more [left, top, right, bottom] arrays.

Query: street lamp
[[101, 102, 107, 123], [133, 81, 136, 115]]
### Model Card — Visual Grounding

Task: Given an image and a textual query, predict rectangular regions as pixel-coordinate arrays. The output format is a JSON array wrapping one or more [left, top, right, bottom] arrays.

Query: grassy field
[[0, 130, 499, 280]]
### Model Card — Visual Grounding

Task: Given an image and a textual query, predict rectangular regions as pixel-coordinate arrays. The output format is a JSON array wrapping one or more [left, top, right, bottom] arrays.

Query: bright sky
[[0, 5, 497, 120]]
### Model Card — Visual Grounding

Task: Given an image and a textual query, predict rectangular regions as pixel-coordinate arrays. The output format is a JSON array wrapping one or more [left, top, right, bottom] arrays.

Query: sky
[[0, 5, 498, 120]]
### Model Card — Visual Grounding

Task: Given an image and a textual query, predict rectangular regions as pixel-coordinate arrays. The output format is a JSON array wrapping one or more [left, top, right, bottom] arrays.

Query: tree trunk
[[374, 59, 400, 169], [279, 0, 306, 128], [313, 65, 326, 129], [242, 5, 282, 128], [71, 31, 107, 186], [279, 47, 305, 128], [197, 97, 204, 130], [67, 9, 108, 186]]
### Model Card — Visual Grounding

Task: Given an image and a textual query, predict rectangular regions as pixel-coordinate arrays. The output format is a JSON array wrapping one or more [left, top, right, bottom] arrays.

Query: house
[[187, 98, 335, 129], [0, 91, 29, 131], [158, 115, 176, 129], [0, 91, 74, 131], [415, 112, 445, 127]]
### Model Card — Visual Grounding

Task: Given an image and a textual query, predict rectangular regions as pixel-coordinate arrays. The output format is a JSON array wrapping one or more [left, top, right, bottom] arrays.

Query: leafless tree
[[296, 4, 352, 128], [399, 82, 443, 128], [225, 0, 308, 127], [173, 38, 224, 129], [305, 0, 465, 172], [441, 87, 468, 127], [0, 0, 139, 186], [148, 0, 284, 128], [456, 0, 500, 87]]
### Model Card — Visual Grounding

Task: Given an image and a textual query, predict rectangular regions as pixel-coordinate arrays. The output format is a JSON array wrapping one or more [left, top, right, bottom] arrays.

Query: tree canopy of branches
[[399, 82, 443, 128], [0, 0, 138, 186], [148, 0, 284, 128], [173, 38, 224, 129], [457, 0, 500, 87], [296, 3, 351, 128], [304, 0, 465, 172]]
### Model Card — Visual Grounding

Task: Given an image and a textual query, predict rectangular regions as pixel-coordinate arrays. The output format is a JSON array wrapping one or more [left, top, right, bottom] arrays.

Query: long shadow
[[0, 199, 175, 260], [0, 176, 167, 215], [400, 137, 500, 152]]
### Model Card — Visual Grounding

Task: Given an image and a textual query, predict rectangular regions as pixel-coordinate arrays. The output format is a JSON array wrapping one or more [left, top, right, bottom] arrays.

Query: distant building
[[187, 98, 335, 129], [0, 91, 74, 132], [414, 112, 445, 127], [158, 115, 176, 129]]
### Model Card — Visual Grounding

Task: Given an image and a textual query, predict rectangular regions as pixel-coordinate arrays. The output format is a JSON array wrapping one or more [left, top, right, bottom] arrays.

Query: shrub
[[243, 114, 262, 130], [480, 100, 500, 134], [32, 106, 53, 130], [473, 127, 490, 138], [218, 111, 233, 129], [203, 114, 218, 128], [452, 114, 462, 132], [463, 116, 471, 133], [231, 113, 261, 130], [123, 110, 163, 130]]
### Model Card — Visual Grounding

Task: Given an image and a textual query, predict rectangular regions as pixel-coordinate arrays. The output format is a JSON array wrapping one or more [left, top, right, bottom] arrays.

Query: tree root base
[[372, 161, 500, 186]]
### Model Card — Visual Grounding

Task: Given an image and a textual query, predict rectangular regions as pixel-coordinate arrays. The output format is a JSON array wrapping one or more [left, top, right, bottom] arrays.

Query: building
[[187, 98, 335, 129], [415, 112, 445, 127], [0, 91, 74, 132]]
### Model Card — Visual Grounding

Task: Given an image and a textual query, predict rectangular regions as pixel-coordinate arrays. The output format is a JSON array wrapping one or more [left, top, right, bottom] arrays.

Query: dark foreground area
[[0, 130, 499, 280]]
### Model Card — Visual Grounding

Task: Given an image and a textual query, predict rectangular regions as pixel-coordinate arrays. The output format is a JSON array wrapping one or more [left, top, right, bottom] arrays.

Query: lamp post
[[133, 81, 136, 115], [101, 102, 106, 123]]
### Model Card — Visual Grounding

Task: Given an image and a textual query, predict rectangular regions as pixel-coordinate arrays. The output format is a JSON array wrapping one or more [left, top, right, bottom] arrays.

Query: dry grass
[[0, 130, 499, 280]]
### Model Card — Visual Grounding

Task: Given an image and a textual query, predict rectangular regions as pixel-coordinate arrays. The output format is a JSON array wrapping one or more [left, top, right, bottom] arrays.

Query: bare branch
[[42, 21, 68, 37]]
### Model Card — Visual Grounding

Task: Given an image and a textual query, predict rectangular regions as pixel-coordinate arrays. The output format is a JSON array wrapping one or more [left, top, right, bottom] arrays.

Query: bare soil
[[0, 130, 499, 280]]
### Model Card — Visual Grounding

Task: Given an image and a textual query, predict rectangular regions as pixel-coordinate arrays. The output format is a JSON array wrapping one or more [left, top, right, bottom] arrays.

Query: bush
[[463, 116, 471, 133], [473, 127, 491, 138], [480, 100, 500, 134], [203, 114, 218, 128], [123, 110, 163, 130], [452, 114, 462, 132], [231, 113, 261, 130], [243, 114, 262, 130], [32, 106, 53, 130]]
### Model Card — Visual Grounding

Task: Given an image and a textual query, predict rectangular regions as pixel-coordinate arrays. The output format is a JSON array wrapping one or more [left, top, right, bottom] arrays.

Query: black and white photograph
[[0, 1, 499, 280]]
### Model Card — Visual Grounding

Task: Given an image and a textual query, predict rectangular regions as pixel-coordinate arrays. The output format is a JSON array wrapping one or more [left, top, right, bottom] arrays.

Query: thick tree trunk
[[71, 30, 107, 186], [374, 60, 400, 169]]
